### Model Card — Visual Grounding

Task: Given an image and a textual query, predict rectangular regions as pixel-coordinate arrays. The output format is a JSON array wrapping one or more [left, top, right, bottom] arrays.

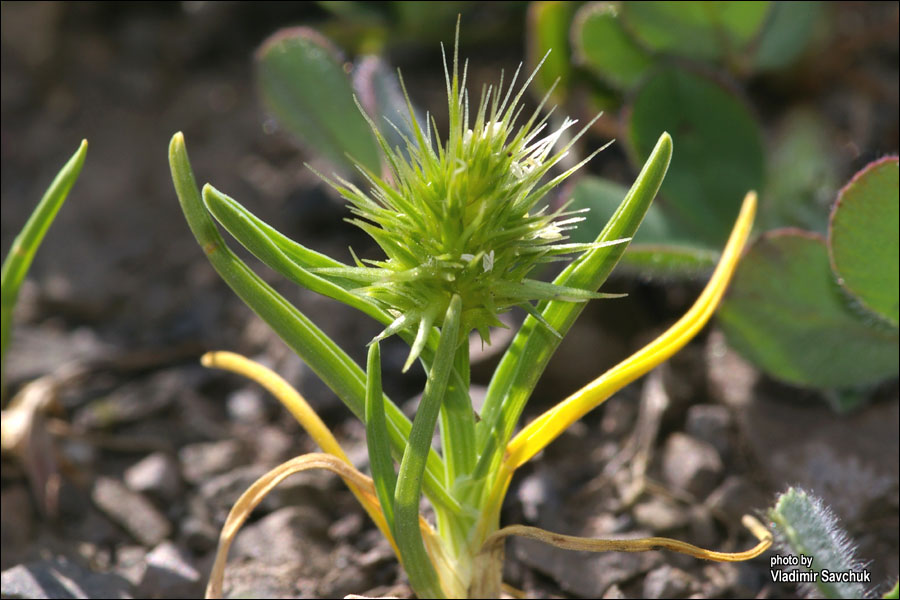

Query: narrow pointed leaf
[[365, 343, 397, 535], [202, 185, 383, 318], [2, 140, 88, 393]]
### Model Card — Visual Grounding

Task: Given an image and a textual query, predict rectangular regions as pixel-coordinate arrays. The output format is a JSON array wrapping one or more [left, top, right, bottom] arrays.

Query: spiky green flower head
[[317, 31, 626, 371]]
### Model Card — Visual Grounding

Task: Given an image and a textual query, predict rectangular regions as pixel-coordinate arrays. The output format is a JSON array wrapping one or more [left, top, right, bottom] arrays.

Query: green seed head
[[317, 34, 622, 369]]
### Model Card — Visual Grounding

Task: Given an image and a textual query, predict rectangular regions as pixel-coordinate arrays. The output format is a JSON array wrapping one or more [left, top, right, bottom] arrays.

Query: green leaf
[[570, 176, 718, 280], [527, 1, 576, 102], [621, 1, 771, 62], [1, 140, 88, 395], [828, 157, 899, 327], [570, 175, 675, 244], [365, 342, 397, 535], [617, 244, 718, 280], [256, 27, 381, 173], [199, 187, 454, 379], [718, 230, 899, 389], [202, 185, 382, 318], [573, 2, 654, 90], [753, 1, 823, 71], [761, 109, 838, 233], [628, 67, 764, 245], [438, 341, 476, 510]]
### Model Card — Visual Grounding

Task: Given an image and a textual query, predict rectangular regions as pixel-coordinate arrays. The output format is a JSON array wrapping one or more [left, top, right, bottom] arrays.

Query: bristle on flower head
[[315, 25, 625, 371]]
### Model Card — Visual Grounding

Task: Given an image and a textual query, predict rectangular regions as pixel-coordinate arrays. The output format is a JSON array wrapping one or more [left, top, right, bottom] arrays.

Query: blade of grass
[[365, 342, 398, 535], [168, 132, 457, 514], [436, 338, 478, 559], [393, 294, 463, 599], [1, 140, 88, 396], [477, 132, 672, 469]]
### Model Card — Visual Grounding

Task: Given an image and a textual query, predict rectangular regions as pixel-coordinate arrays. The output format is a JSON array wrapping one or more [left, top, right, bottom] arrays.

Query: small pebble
[[180, 516, 218, 554], [662, 433, 723, 498], [91, 476, 172, 547], [136, 541, 201, 599], [179, 439, 249, 484], [1, 557, 133, 599], [124, 452, 181, 501], [685, 404, 732, 458], [633, 497, 688, 532], [226, 387, 268, 424], [642, 565, 696, 599]]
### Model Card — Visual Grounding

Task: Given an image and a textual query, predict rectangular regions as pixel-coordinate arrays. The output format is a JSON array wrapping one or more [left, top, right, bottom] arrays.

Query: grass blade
[[201, 184, 455, 375], [440, 341, 476, 493], [1, 140, 88, 395]]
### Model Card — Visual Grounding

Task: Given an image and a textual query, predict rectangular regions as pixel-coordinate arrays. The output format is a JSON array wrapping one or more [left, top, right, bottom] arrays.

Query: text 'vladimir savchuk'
[[769, 554, 872, 583]]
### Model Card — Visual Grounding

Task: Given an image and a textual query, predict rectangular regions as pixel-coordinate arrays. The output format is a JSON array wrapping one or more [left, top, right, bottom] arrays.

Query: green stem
[[394, 294, 462, 599]]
